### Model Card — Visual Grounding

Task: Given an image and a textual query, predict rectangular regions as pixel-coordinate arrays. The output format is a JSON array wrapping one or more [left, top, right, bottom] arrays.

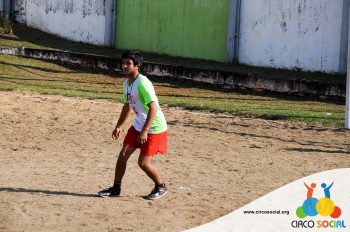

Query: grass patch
[[0, 55, 345, 127], [0, 17, 13, 34]]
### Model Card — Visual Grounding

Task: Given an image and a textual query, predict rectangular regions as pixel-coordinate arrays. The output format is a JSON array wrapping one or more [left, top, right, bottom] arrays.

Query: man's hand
[[112, 126, 122, 140], [138, 130, 148, 144]]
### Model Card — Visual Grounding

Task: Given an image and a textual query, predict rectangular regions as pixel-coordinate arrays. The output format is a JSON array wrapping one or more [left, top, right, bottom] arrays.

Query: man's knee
[[138, 158, 149, 170], [118, 149, 130, 163]]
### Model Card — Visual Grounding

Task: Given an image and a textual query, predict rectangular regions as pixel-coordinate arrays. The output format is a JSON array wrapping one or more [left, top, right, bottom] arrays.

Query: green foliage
[[0, 16, 13, 34]]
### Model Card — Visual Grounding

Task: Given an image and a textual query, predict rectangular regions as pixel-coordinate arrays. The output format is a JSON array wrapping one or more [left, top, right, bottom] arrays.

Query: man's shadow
[[0, 187, 98, 198]]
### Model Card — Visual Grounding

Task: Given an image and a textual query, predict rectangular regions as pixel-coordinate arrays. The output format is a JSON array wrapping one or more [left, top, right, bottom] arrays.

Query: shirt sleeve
[[138, 78, 158, 105], [121, 82, 128, 104]]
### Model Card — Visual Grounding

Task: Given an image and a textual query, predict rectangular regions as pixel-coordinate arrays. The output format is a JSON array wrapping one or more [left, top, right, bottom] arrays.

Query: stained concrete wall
[[0, 0, 10, 14], [15, 0, 115, 46], [238, 0, 345, 73], [12, 0, 348, 74]]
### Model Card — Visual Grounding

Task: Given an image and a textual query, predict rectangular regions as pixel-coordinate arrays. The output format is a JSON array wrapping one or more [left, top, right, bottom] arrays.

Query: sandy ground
[[0, 91, 349, 232]]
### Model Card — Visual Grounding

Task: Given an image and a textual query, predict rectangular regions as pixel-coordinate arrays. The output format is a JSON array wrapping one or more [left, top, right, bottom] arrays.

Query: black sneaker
[[144, 184, 168, 200], [98, 186, 120, 198]]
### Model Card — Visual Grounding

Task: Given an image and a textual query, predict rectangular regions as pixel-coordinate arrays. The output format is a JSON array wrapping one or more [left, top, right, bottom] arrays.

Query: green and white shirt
[[122, 74, 167, 134]]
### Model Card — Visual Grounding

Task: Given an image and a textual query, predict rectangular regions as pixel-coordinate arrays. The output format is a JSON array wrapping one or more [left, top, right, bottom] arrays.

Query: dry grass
[[0, 54, 345, 126]]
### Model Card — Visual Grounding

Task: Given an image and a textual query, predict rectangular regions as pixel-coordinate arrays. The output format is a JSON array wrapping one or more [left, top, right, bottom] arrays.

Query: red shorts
[[123, 126, 168, 156]]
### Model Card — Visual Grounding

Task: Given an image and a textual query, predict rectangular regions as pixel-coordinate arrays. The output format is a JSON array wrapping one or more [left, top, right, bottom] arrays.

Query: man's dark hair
[[122, 50, 143, 66]]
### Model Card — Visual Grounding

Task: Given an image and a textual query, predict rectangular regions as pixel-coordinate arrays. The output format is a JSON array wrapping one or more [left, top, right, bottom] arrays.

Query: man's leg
[[138, 154, 168, 200], [98, 146, 136, 197], [114, 146, 137, 184], [138, 154, 162, 185]]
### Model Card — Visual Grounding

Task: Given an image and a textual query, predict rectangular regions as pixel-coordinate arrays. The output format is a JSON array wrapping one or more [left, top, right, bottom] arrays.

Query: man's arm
[[112, 103, 131, 140], [138, 101, 157, 144]]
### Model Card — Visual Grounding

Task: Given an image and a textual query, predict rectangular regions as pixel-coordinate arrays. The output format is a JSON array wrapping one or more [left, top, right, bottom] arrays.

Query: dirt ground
[[0, 91, 349, 232]]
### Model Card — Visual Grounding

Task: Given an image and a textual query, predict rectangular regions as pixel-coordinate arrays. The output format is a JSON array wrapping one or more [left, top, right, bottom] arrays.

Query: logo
[[291, 181, 346, 229], [296, 182, 341, 219]]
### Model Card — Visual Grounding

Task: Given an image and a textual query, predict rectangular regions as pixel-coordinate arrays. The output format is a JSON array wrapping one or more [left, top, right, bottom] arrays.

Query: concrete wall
[[116, 0, 229, 62], [12, 0, 348, 74], [15, 0, 115, 46], [0, 0, 10, 15], [238, 0, 345, 73]]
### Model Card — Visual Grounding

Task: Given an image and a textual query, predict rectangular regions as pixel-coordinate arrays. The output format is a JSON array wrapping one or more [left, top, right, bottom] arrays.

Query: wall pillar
[[104, 0, 116, 47], [227, 0, 241, 64], [346, 0, 350, 129], [339, 0, 349, 74]]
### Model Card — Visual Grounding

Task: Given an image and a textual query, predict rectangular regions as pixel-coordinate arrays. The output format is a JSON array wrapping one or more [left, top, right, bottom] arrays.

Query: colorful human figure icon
[[321, 182, 334, 198], [304, 182, 316, 198]]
